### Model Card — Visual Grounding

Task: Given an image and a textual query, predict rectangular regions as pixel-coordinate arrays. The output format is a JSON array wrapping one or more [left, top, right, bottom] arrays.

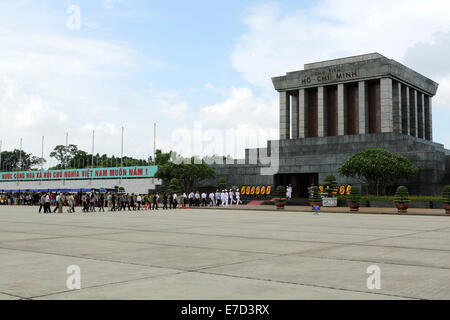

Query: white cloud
[[101, 0, 128, 10], [232, 0, 450, 89], [0, 27, 169, 165], [167, 87, 278, 158]]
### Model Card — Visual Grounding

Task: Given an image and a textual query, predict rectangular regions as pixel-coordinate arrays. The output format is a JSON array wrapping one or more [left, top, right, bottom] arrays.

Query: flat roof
[[272, 53, 439, 95]]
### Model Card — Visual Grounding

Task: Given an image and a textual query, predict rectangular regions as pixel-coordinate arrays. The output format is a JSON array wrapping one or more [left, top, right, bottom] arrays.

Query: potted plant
[[309, 186, 322, 210], [347, 186, 361, 212], [442, 185, 450, 214], [393, 186, 410, 213], [273, 185, 287, 209], [321, 175, 338, 206]]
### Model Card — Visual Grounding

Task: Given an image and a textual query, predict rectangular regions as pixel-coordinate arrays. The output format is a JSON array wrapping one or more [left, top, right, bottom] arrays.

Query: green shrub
[[309, 186, 322, 203], [442, 185, 450, 205], [322, 175, 337, 197], [216, 177, 227, 190], [347, 186, 362, 203], [361, 195, 441, 202], [274, 185, 286, 199], [393, 186, 410, 204]]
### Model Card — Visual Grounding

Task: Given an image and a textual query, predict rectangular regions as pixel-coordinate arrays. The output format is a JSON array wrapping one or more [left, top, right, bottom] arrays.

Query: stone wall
[[206, 132, 449, 196]]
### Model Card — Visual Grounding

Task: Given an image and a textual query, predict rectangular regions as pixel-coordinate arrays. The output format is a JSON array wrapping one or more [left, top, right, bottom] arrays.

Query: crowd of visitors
[[0, 188, 244, 213]]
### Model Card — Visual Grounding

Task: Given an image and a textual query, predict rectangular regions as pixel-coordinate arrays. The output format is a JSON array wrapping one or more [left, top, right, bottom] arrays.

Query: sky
[[0, 0, 449, 169]]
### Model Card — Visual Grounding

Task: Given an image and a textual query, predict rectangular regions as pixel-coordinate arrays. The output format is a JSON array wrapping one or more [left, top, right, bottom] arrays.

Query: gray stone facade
[[208, 133, 448, 196]]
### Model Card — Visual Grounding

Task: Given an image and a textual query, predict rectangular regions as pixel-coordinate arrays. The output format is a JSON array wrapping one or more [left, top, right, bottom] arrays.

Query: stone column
[[358, 81, 368, 134], [337, 83, 346, 135], [291, 92, 299, 139], [392, 81, 402, 133], [299, 89, 309, 138], [425, 95, 433, 141], [417, 92, 425, 139], [380, 78, 393, 133], [409, 88, 418, 137], [318, 86, 327, 137], [279, 91, 290, 139], [401, 85, 410, 135]]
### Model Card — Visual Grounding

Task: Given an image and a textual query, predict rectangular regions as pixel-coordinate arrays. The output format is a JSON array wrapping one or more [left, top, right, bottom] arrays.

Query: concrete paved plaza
[[0, 206, 449, 300]]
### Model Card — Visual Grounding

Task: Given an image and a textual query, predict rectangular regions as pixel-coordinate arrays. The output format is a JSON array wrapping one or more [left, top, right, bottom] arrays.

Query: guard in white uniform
[[229, 189, 235, 205], [235, 189, 242, 205], [221, 190, 226, 207]]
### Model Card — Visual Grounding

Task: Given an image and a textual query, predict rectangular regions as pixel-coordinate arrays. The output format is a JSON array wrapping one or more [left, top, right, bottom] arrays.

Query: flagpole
[[121, 126, 124, 167], [92, 130, 94, 168], [153, 122, 156, 163], [19, 138, 22, 171], [65, 132, 68, 169], [41, 136, 44, 170]]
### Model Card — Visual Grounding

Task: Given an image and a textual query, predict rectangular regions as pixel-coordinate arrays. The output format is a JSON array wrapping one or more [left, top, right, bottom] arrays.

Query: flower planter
[[274, 199, 286, 209], [395, 202, 409, 213], [348, 202, 360, 212], [444, 204, 450, 214]]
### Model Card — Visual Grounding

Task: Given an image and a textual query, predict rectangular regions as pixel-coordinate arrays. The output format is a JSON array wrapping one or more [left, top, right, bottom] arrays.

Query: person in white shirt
[[229, 189, 235, 205], [220, 190, 226, 207], [201, 192, 207, 207], [209, 192, 215, 206], [235, 189, 242, 205], [53, 194, 60, 213], [222, 190, 229, 207], [215, 190, 221, 206], [287, 184, 292, 200], [173, 193, 178, 209], [45, 194, 50, 213], [137, 195, 142, 210], [188, 191, 194, 207], [194, 191, 200, 207], [182, 192, 187, 207]]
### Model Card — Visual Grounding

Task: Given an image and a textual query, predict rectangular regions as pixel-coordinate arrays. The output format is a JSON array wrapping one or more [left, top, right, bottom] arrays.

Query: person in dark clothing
[[130, 194, 135, 211], [168, 194, 173, 209], [111, 195, 116, 211], [99, 194, 105, 212], [162, 193, 168, 210], [152, 193, 158, 210]]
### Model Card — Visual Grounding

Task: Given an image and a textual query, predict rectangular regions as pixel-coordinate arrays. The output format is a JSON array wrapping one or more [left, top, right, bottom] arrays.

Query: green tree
[[167, 178, 181, 194], [65, 148, 150, 169], [50, 144, 79, 168], [0, 149, 45, 171], [338, 148, 418, 195], [155, 162, 216, 192], [275, 185, 286, 198], [154, 149, 171, 165], [322, 174, 338, 197]]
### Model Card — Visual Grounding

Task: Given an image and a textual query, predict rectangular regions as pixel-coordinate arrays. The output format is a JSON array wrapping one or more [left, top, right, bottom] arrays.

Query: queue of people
[[1, 188, 245, 214], [183, 189, 242, 207]]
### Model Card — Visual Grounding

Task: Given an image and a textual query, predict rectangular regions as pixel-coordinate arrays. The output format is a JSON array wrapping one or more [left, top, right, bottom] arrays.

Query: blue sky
[[0, 0, 449, 168]]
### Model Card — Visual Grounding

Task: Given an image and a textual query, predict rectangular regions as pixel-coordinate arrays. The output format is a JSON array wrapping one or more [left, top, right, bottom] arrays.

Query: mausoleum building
[[208, 53, 450, 196]]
